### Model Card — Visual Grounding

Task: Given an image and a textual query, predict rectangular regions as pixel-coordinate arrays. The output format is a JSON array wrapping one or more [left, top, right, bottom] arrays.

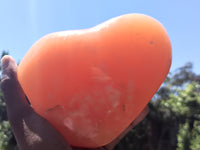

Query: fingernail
[[1, 55, 10, 71]]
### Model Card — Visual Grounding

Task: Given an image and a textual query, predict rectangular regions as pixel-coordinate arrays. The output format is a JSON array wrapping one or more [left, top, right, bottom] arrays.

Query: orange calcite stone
[[17, 14, 172, 148]]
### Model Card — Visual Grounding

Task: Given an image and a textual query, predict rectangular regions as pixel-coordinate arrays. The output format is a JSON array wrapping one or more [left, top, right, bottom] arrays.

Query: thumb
[[1, 55, 32, 120]]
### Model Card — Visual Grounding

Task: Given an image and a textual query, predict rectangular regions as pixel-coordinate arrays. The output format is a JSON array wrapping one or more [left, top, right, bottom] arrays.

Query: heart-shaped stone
[[17, 13, 172, 148]]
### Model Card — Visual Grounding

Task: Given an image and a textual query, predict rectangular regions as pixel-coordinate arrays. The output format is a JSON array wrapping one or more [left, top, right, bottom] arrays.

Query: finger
[[1, 55, 32, 120], [105, 106, 149, 149]]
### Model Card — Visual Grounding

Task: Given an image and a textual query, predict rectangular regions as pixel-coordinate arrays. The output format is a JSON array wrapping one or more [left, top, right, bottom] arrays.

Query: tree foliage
[[0, 121, 11, 150], [0, 51, 200, 150], [115, 63, 200, 150]]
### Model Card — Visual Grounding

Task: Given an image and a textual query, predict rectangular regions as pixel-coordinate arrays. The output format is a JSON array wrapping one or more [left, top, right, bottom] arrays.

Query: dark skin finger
[[1, 55, 72, 150], [1, 55, 149, 150]]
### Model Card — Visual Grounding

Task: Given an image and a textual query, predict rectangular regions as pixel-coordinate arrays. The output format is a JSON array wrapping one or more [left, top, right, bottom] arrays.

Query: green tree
[[115, 63, 200, 150], [0, 121, 11, 150], [168, 83, 200, 150]]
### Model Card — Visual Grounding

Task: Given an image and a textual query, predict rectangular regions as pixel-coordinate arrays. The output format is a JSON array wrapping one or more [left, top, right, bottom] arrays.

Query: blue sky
[[0, 0, 200, 74]]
